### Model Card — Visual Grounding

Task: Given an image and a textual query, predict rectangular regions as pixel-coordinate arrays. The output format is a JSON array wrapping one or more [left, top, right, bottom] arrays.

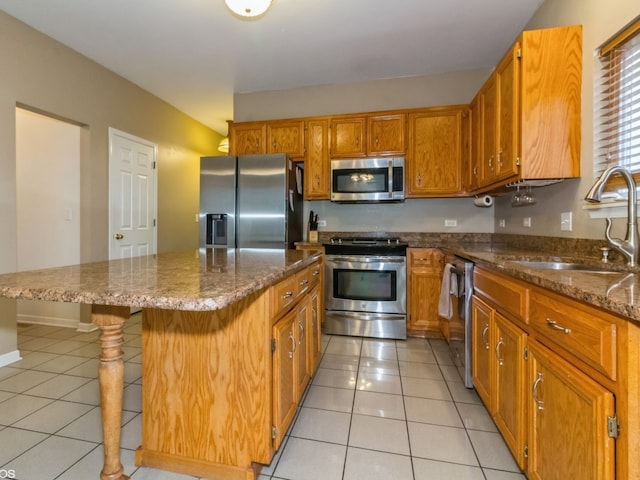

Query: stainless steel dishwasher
[[444, 255, 474, 388]]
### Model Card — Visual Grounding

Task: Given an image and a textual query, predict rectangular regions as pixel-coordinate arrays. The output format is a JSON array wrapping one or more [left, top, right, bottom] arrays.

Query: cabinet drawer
[[474, 268, 528, 322], [295, 266, 312, 296], [529, 289, 616, 380], [271, 276, 297, 317], [308, 262, 321, 288], [408, 249, 442, 270]]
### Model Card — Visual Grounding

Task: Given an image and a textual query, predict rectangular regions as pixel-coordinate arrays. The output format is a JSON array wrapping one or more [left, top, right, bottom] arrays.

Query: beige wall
[[0, 11, 222, 357], [0, 10, 222, 271]]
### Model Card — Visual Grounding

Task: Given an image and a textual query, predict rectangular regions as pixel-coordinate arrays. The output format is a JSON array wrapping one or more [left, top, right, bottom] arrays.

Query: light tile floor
[[0, 315, 526, 480]]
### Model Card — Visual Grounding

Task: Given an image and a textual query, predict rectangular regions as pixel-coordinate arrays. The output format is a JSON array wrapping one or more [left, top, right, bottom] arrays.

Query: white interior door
[[108, 128, 157, 260]]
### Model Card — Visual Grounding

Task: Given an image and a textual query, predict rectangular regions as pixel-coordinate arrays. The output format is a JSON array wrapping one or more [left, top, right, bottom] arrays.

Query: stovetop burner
[[324, 237, 408, 255]]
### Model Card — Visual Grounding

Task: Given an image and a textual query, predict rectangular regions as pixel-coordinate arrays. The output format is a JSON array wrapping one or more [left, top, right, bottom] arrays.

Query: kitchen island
[[0, 247, 322, 480]]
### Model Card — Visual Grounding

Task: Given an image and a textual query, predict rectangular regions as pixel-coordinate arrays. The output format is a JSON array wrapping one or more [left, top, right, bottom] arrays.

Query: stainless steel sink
[[510, 260, 622, 274]]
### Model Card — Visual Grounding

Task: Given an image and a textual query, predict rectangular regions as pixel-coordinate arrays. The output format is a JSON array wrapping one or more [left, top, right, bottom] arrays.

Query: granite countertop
[[444, 246, 640, 324], [0, 248, 321, 311]]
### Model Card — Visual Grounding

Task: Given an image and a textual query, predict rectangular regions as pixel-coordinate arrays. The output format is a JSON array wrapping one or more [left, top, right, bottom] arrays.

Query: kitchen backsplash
[[314, 231, 614, 263]]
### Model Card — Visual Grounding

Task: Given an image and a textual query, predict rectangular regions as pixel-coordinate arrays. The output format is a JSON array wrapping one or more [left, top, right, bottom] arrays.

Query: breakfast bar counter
[[0, 248, 322, 480]]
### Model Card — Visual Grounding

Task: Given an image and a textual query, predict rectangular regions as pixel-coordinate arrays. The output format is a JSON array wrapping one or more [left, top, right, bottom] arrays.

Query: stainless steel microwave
[[330, 157, 405, 203]]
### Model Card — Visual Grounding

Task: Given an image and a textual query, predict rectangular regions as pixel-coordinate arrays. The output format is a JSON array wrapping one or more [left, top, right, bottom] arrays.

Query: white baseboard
[[0, 349, 22, 368], [17, 314, 97, 332], [76, 322, 98, 333]]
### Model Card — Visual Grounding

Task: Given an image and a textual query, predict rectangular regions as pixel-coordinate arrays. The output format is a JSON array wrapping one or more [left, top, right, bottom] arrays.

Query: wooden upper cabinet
[[406, 107, 464, 197], [470, 24, 582, 192], [229, 122, 267, 156], [367, 114, 406, 156], [304, 118, 330, 200], [330, 114, 406, 158], [267, 120, 305, 158], [330, 116, 367, 157], [229, 120, 304, 158]]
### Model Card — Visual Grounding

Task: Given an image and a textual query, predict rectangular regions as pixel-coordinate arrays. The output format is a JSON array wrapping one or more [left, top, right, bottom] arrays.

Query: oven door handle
[[327, 256, 406, 264]]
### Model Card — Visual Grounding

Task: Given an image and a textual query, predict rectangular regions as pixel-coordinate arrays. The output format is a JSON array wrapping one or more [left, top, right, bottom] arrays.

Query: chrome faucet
[[585, 166, 640, 266]]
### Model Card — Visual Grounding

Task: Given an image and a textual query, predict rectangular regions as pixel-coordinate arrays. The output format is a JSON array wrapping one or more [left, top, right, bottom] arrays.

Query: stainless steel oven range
[[324, 237, 407, 339]]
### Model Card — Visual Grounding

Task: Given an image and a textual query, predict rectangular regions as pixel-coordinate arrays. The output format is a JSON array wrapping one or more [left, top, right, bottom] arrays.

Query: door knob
[[114, 233, 124, 240]]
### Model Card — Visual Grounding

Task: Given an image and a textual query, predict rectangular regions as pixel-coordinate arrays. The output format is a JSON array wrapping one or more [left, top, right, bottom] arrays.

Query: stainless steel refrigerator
[[199, 154, 304, 249]]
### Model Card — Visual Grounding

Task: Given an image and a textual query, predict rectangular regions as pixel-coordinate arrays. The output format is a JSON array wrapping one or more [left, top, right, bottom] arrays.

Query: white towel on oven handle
[[438, 263, 456, 320]]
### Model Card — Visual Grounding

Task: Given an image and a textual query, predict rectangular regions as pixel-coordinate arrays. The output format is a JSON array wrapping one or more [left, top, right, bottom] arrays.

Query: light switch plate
[[523, 217, 532, 228]]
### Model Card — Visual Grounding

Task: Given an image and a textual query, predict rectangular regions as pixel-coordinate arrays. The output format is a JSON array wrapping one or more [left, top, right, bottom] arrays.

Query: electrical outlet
[[445, 219, 458, 227], [499, 219, 506, 228], [523, 217, 532, 228], [561, 211, 572, 231], [317, 220, 327, 227]]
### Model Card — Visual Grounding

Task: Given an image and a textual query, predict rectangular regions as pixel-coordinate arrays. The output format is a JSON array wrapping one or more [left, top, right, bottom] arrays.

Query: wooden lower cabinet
[[472, 266, 640, 480], [272, 308, 298, 450], [471, 295, 527, 469], [137, 259, 322, 479], [407, 248, 444, 336], [493, 312, 527, 468], [471, 296, 492, 404], [272, 261, 322, 450], [528, 341, 615, 480], [308, 284, 322, 373]]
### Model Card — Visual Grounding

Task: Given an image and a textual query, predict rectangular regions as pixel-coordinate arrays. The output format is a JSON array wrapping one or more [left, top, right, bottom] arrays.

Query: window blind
[[595, 16, 640, 190]]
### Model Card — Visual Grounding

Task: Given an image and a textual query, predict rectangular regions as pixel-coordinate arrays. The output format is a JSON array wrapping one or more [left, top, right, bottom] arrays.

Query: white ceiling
[[0, 0, 545, 134]]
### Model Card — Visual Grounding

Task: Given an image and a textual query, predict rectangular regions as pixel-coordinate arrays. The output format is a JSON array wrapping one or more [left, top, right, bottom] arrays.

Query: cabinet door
[[308, 285, 322, 374], [367, 114, 405, 156], [330, 117, 366, 157], [407, 248, 443, 334], [468, 95, 481, 192], [230, 123, 267, 156], [471, 296, 493, 407], [295, 299, 310, 401], [493, 312, 527, 470], [528, 341, 615, 480], [479, 76, 497, 186], [272, 309, 297, 450], [406, 109, 463, 196], [304, 119, 330, 200], [268, 120, 305, 158], [494, 43, 520, 182]]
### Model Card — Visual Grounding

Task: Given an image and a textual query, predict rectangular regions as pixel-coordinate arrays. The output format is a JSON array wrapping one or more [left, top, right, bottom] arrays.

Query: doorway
[[15, 107, 81, 327]]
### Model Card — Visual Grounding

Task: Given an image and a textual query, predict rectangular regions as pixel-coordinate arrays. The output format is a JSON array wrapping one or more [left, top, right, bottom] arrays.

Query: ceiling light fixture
[[224, 0, 272, 18], [218, 136, 229, 153]]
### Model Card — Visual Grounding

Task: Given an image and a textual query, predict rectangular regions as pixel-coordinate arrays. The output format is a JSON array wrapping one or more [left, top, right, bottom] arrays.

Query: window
[[595, 16, 640, 191]]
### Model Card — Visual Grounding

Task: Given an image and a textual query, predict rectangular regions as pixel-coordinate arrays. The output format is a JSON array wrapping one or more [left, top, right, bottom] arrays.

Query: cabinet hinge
[[153, 219, 156, 227], [516, 48, 522, 59], [152, 161, 157, 169], [516, 157, 521, 166], [607, 415, 619, 439], [271, 425, 277, 440], [523, 346, 528, 360], [524, 444, 528, 458], [271, 338, 276, 352]]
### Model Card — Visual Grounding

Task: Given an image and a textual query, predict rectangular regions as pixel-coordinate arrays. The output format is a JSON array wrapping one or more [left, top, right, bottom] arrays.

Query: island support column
[[92, 305, 131, 480]]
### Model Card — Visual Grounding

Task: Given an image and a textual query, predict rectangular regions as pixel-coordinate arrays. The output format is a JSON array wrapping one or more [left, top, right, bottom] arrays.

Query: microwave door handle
[[388, 160, 393, 198]]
